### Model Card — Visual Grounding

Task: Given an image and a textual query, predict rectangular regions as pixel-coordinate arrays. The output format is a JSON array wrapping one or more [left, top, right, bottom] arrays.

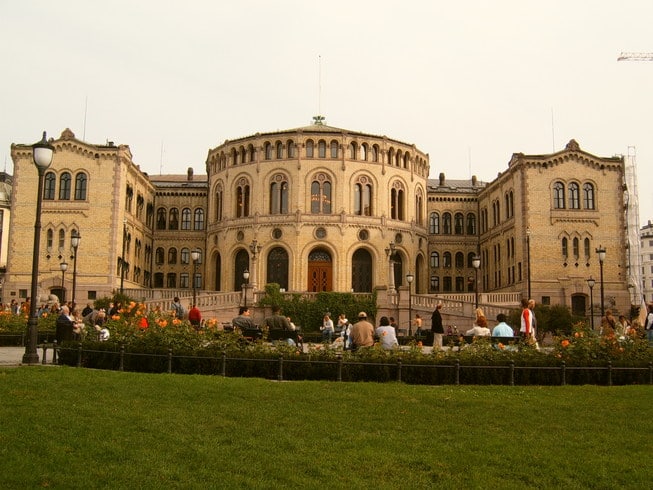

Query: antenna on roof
[[312, 55, 325, 126], [83, 96, 88, 141]]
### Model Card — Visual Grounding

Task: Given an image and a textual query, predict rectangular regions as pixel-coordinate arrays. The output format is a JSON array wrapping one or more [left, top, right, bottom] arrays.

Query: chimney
[[472, 175, 477, 186], [439, 172, 445, 185], [187, 167, 194, 181]]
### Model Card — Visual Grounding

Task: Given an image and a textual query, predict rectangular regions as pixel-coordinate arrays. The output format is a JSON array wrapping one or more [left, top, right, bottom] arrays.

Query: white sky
[[2, 1, 652, 223]]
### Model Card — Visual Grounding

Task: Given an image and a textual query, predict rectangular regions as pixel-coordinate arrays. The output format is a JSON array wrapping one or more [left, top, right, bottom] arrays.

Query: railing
[[49, 342, 653, 386]]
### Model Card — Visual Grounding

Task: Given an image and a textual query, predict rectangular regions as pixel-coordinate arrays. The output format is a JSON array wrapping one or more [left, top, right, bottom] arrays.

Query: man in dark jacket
[[55, 305, 74, 343], [431, 303, 444, 349]]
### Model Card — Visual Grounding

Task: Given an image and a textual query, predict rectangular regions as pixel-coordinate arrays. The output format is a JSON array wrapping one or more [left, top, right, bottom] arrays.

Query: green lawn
[[1, 367, 651, 489]]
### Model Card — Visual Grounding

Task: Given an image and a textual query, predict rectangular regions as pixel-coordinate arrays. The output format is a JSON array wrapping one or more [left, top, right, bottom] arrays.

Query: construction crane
[[617, 52, 653, 61]]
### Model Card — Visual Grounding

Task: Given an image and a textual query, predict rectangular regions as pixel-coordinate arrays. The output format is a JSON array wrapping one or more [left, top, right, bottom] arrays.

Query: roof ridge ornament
[[312, 115, 325, 125]]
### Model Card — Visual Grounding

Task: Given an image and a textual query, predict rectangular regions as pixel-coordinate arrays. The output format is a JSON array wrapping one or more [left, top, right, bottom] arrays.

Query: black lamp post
[[596, 246, 606, 317], [120, 219, 127, 295], [60, 261, 68, 305], [472, 255, 481, 308], [191, 249, 200, 307], [242, 269, 250, 308], [23, 131, 54, 365], [406, 272, 414, 336], [71, 231, 81, 308], [587, 276, 596, 330]]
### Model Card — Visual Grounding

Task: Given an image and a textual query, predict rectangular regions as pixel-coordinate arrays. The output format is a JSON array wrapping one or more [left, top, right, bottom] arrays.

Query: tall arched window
[[156, 208, 166, 230], [568, 182, 580, 209], [155, 247, 165, 264], [58, 229, 65, 251], [181, 248, 190, 264], [561, 237, 568, 257], [466, 213, 476, 235], [181, 208, 192, 230], [318, 140, 327, 158], [415, 190, 424, 225], [330, 141, 338, 158], [236, 179, 250, 217], [429, 213, 440, 234], [310, 174, 331, 214], [572, 237, 579, 258], [353, 176, 372, 216], [168, 208, 179, 230], [442, 213, 452, 234], [264, 142, 272, 160], [349, 142, 357, 159], [443, 252, 452, 268], [59, 172, 71, 200], [584, 237, 591, 258], [267, 247, 290, 290], [454, 213, 464, 234], [194, 208, 204, 230], [583, 183, 595, 209], [306, 140, 314, 157], [270, 175, 289, 214], [455, 252, 465, 268], [44, 172, 56, 200], [352, 248, 373, 292], [371, 145, 379, 162], [74, 173, 87, 200], [390, 182, 405, 220], [553, 182, 565, 209], [361, 144, 368, 161], [168, 248, 177, 264], [287, 140, 296, 158], [215, 184, 223, 222], [276, 141, 283, 159], [430, 252, 439, 268]]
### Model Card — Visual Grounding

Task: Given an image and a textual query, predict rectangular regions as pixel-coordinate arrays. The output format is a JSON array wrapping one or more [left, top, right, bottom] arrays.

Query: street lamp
[[120, 219, 127, 295], [526, 227, 532, 300], [23, 131, 54, 365], [242, 269, 250, 308], [406, 272, 414, 336], [248, 239, 262, 290], [191, 249, 201, 307], [596, 246, 606, 317], [472, 255, 481, 308], [59, 262, 68, 305], [71, 231, 81, 308], [587, 276, 596, 330]]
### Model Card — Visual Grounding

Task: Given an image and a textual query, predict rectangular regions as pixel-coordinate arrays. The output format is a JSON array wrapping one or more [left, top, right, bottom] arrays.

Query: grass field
[[1, 367, 651, 489]]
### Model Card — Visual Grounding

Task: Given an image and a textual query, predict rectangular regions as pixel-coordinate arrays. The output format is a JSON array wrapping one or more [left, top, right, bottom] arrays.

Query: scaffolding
[[625, 147, 643, 309]]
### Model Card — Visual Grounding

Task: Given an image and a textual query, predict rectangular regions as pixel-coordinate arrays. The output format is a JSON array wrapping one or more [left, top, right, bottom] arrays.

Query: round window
[[315, 227, 327, 239]]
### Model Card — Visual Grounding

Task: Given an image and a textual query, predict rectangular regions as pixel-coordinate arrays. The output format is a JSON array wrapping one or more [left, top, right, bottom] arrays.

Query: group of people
[[55, 301, 109, 343]]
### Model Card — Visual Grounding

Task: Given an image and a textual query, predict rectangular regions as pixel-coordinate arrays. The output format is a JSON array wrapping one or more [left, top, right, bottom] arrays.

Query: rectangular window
[[87, 291, 97, 300], [541, 296, 551, 306], [180, 273, 189, 289]]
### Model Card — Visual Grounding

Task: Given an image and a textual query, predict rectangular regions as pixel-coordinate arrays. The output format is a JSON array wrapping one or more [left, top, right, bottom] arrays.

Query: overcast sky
[[2, 1, 652, 223]]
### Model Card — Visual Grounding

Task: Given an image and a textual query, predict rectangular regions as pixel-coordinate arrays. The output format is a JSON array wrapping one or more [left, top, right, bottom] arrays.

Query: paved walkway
[[0, 347, 50, 367]]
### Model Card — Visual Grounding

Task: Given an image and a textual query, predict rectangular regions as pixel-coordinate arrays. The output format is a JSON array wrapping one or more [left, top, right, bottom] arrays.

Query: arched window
[[215, 185, 223, 222], [318, 140, 327, 158], [310, 174, 331, 214], [568, 182, 580, 209], [349, 142, 357, 159], [371, 145, 379, 162], [454, 213, 464, 234], [168, 248, 177, 264], [264, 142, 272, 160], [361, 144, 368, 161], [276, 141, 283, 159], [58, 229, 65, 251], [429, 213, 440, 234], [553, 182, 565, 209], [44, 172, 56, 200], [562, 237, 568, 257], [573, 237, 579, 258], [455, 252, 464, 268], [430, 251, 439, 268], [181, 208, 192, 230], [74, 173, 87, 200], [46, 228, 53, 251], [270, 175, 289, 214], [415, 190, 424, 225], [583, 183, 595, 209], [156, 208, 166, 230], [155, 247, 165, 264], [443, 252, 452, 268], [353, 177, 373, 216], [584, 238, 591, 258], [467, 252, 477, 268], [330, 141, 338, 158], [352, 248, 373, 292], [59, 172, 71, 200], [236, 179, 250, 217], [266, 247, 290, 291], [287, 140, 296, 158], [194, 208, 204, 230], [168, 208, 179, 230], [466, 213, 476, 235], [442, 213, 452, 234], [181, 248, 190, 264], [390, 182, 405, 220], [306, 140, 314, 157]]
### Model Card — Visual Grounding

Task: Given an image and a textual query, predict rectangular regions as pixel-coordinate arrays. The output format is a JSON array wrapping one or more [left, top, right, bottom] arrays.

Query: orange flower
[[112, 314, 121, 321], [157, 319, 168, 328], [574, 332, 580, 338], [498, 343, 505, 350], [417, 341, 423, 347], [561, 339, 570, 348], [172, 318, 181, 326]]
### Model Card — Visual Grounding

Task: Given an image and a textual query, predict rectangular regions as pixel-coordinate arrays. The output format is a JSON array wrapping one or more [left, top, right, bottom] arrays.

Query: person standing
[[520, 298, 534, 340], [431, 303, 444, 349], [188, 304, 202, 329], [350, 312, 375, 350], [645, 304, 653, 345]]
